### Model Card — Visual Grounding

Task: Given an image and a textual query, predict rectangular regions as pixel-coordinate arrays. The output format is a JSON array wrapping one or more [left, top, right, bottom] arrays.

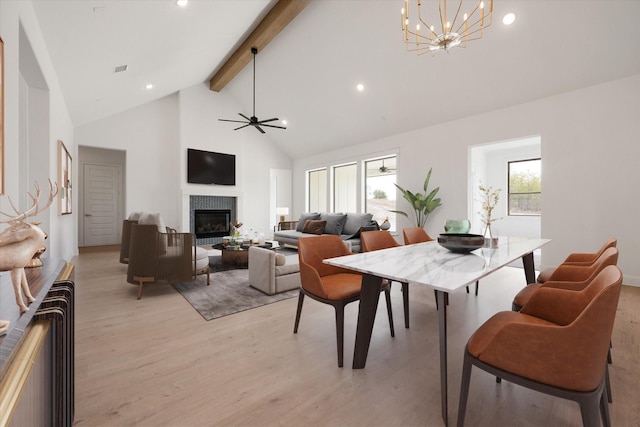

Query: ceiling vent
[[114, 65, 128, 73]]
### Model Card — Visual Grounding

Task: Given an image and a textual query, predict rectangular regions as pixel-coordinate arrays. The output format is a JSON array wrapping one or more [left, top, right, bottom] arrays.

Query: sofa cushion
[[275, 253, 286, 266], [342, 213, 374, 236], [296, 213, 321, 232], [138, 212, 167, 233], [301, 219, 326, 235], [320, 213, 348, 235]]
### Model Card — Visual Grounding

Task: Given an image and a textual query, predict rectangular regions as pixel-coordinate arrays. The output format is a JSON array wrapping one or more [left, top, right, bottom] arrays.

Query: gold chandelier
[[401, 0, 493, 55]]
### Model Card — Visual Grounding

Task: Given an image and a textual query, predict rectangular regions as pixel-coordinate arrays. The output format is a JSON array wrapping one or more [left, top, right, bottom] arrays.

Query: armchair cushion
[[138, 212, 167, 233]]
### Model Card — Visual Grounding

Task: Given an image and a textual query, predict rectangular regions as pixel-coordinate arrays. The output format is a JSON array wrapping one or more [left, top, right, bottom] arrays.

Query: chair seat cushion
[[275, 263, 300, 276], [512, 283, 541, 310], [320, 273, 362, 300]]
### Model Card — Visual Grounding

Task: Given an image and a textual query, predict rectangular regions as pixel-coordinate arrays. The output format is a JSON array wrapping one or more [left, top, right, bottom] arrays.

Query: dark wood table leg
[[436, 290, 449, 426], [352, 273, 383, 369], [522, 252, 536, 284]]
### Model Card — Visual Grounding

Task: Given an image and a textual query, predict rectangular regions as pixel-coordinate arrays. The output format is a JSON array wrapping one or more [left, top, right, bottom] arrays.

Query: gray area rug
[[173, 268, 298, 321]]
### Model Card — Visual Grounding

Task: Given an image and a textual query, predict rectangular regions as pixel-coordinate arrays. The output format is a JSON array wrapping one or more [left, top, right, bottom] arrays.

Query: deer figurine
[[0, 180, 58, 313]]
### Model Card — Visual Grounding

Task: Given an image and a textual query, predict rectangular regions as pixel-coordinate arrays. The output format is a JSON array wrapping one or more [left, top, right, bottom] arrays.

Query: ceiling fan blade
[[254, 125, 266, 134], [234, 123, 251, 131], [238, 113, 252, 121], [257, 117, 279, 124], [260, 123, 287, 130], [219, 118, 249, 124]]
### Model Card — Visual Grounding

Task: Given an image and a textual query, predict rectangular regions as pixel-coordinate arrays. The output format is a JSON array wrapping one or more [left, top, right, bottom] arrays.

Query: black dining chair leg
[[293, 290, 305, 333], [475, 281, 479, 296], [402, 282, 410, 328], [384, 288, 395, 337], [335, 303, 346, 368]]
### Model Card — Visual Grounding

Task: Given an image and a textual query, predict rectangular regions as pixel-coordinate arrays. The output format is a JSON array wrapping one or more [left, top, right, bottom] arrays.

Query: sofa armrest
[[248, 246, 277, 294]]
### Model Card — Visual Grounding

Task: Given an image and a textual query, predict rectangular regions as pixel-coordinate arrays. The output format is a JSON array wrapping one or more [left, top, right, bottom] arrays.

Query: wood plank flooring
[[71, 247, 640, 426]]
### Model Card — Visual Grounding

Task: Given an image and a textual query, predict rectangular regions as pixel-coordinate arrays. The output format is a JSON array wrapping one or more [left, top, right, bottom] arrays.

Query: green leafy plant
[[391, 168, 442, 228]]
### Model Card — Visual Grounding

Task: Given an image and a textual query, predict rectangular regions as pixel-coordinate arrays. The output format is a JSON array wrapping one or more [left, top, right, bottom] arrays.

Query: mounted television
[[187, 148, 236, 186]]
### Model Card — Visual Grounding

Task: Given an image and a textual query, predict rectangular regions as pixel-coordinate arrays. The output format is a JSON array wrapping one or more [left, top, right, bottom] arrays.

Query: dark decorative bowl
[[437, 233, 485, 253]]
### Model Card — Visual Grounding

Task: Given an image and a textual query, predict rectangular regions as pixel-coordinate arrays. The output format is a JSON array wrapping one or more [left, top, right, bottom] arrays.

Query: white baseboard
[[623, 275, 640, 287]]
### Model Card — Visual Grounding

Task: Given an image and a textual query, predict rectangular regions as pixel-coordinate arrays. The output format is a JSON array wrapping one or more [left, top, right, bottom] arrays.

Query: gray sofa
[[272, 212, 377, 253], [248, 246, 300, 295]]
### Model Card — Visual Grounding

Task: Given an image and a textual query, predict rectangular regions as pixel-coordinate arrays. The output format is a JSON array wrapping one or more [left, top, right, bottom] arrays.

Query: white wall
[[1, 0, 76, 261], [293, 74, 640, 286]]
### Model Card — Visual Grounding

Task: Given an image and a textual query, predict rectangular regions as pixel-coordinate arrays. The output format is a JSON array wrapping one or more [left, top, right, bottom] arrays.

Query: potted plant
[[391, 168, 442, 228], [478, 184, 501, 247]]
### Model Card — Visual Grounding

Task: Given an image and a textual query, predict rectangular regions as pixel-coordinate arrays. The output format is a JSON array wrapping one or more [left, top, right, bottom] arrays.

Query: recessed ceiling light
[[176, 0, 188, 7], [281, 119, 288, 126], [356, 83, 365, 92], [503, 13, 516, 26], [145, 83, 154, 90]]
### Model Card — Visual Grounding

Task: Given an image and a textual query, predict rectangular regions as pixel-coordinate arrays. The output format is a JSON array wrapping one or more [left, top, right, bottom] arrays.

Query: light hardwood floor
[[72, 247, 640, 426]]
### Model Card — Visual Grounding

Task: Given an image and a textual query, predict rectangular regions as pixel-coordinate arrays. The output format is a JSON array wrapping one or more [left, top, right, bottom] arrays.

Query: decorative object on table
[[400, 0, 493, 55], [58, 140, 72, 215], [437, 233, 485, 253], [25, 222, 47, 268], [230, 220, 243, 237], [444, 219, 471, 233], [276, 207, 289, 222], [391, 167, 442, 227], [478, 184, 501, 247], [0, 180, 58, 312], [379, 217, 391, 230]]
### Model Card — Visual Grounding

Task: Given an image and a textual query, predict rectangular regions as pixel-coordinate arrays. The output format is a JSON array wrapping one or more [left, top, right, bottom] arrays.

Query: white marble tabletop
[[324, 236, 551, 292]]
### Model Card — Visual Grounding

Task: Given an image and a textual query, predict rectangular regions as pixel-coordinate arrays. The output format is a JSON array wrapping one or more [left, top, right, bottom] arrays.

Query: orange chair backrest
[[298, 235, 354, 298], [402, 227, 433, 245], [564, 237, 617, 264], [361, 230, 400, 252], [548, 247, 618, 282]]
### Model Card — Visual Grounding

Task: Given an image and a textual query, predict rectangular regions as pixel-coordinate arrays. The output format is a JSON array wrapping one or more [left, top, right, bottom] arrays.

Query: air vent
[[114, 65, 128, 73]]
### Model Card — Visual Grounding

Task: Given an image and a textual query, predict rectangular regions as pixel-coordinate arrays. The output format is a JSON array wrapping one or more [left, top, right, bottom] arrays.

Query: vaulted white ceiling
[[32, 1, 640, 159]]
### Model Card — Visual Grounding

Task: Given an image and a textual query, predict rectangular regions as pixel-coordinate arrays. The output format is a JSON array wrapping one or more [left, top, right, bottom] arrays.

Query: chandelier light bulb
[[480, 1, 484, 9], [356, 83, 365, 92], [464, 13, 468, 21]]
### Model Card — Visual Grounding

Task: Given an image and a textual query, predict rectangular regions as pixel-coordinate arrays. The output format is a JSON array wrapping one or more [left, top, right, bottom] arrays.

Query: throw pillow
[[295, 213, 321, 232], [320, 213, 348, 235], [301, 219, 326, 235], [138, 212, 167, 233], [342, 213, 374, 236], [128, 211, 144, 221], [275, 253, 286, 266]]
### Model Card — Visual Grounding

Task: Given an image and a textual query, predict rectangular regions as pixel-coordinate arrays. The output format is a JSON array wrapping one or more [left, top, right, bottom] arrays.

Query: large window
[[508, 158, 541, 215], [365, 156, 397, 230], [333, 163, 357, 213], [307, 168, 327, 212]]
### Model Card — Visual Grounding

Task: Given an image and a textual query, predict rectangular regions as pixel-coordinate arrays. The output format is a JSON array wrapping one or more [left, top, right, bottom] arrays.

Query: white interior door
[[83, 163, 121, 246]]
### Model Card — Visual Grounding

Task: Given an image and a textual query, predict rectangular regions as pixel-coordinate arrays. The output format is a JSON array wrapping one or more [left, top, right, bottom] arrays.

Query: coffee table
[[220, 246, 250, 267]]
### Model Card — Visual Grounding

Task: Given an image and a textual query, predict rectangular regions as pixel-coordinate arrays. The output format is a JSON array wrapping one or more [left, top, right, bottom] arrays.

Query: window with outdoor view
[[508, 158, 541, 215], [307, 168, 327, 212], [365, 156, 397, 230]]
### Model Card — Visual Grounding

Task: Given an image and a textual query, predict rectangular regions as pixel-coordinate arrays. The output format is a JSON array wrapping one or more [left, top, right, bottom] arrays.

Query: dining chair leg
[[605, 364, 612, 403], [457, 353, 473, 427], [293, 291, 305, 333], [402, 282, 410, 328], [384, 288, 395, 338], [600, 382, 612, 427], [335, 304, 345, 367], [475, 281, 479, 296]]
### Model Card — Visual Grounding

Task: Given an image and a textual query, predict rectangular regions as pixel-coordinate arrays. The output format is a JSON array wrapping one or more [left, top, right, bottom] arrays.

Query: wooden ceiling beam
[[209, 0, 310, 92]]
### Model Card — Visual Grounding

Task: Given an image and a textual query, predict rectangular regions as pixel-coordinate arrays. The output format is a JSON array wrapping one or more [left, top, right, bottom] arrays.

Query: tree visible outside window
[[365, 156, 397, 230], [508, 158, 541, 215]]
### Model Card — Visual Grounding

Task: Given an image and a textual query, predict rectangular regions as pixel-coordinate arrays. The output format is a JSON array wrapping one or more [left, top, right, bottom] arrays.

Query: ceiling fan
[[377, 158, 396, 174], [218, 47, 286, 134]]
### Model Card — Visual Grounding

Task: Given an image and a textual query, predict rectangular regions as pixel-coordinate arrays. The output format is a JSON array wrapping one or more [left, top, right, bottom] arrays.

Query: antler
[[0, 180, 59, 224]]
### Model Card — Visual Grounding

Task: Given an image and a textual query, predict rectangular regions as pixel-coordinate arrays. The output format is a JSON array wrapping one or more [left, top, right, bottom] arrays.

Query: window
[[508, 158, 541, 215], [307, 168, 327, 212], [365, 156, 397, 230], [333, 163, 357, 213]]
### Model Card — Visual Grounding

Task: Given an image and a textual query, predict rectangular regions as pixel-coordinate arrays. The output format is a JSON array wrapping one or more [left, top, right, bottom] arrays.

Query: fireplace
[[194, 209, 231, 239]]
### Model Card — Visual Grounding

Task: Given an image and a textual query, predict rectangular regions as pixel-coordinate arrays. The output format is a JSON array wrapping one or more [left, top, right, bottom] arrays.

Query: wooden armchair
[[126, 223, 197, 299]]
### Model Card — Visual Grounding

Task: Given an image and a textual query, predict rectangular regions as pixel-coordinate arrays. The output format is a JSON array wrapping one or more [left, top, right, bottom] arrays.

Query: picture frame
[[58, 140, 72, 214], [1, 36, 5, 194]]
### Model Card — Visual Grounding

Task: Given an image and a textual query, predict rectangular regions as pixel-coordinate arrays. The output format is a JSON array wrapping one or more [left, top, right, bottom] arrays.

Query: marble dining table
[[324, 236, 551, 426]]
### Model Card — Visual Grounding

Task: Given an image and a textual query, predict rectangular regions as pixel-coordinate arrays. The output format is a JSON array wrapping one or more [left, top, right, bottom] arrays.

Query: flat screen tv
[[187, 148, 236, 186]]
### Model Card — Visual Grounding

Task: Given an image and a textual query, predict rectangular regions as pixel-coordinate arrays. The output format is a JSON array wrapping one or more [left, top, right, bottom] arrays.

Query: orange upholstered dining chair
[[458, 265, 623, 427], [360, 230, 410, 328], [402, 227, 434, 245], [294, 235, 395, 367], [537, 238, 617, 283]]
